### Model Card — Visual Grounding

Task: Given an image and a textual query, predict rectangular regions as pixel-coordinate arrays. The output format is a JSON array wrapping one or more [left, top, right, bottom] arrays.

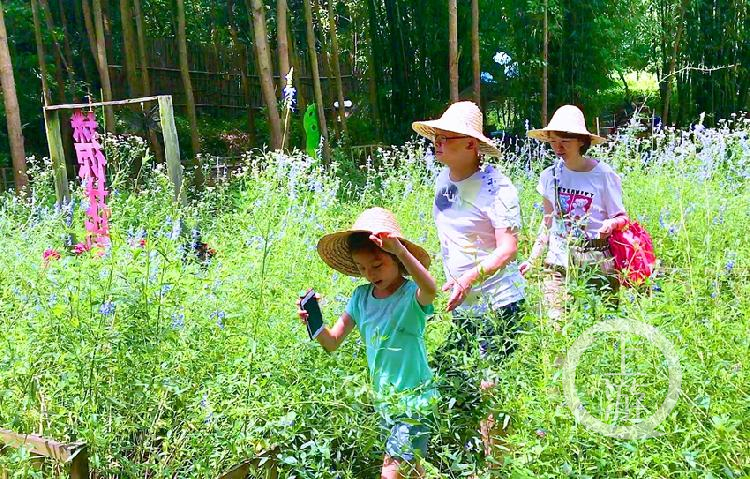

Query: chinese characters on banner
[[70, 110, 110, 246]]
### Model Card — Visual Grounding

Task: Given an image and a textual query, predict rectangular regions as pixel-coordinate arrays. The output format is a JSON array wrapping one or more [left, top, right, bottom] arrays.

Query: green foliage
[[1, 122, 749, 477]]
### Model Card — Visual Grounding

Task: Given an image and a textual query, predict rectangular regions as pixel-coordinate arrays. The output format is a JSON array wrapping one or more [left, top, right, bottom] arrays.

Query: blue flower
[[171, 312, 185, 330], [211, 310, 226, 329], [99, 301, 115, 316], [725, 260, 735, 273], [480, 71, 496, 83], [283, 85, 297, 112], [167, 220, 182, 241], [658, 209, 669, 229], [533, 202, 543, 212]]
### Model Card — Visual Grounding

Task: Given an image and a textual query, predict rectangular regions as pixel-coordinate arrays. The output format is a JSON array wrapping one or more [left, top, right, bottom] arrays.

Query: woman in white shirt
[[520, 105, 629, 322]]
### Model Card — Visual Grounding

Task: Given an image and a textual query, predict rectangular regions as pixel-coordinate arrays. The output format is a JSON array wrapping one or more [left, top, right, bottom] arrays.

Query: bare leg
[[479, 379, 497, 458], [542, 268, 567, 329], [479, 379, 511, 465], [381, 455, 425, 479]]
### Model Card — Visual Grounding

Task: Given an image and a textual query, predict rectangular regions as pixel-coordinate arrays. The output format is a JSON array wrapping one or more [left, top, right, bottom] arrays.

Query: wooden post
[[448, 0, 458, 102], [217, 448, 278, 479], [0, 429, 89, 478], [158, 95, 186, 205], [44, 110, 71, 206], [69, 446, 90, 479]]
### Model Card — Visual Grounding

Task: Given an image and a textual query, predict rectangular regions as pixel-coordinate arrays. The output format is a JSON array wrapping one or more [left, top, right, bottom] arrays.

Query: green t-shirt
[[345, 280, 438, 418]]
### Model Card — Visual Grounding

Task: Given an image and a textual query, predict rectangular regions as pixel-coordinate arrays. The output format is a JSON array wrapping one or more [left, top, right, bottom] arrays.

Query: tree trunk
[[38, 0, 66, 104], [175, 0, 203, 176], [131, 0, 164, 164], [55, 0, 78, 100], [119, 0, 140, 97], [542, 0, 548, 126], [248, 0, 283, 150], [0, 0, 28, 191], [471, 0, 479, 105], [72, 0, 96, 88], [448, 0, 458, 102], [383, 0, 406, 127], [312, 0, 335, 139], [81, 0, 98, 76], [303, 0, 331, 161], [31, 0, 52, 105], [227, 0, 256, 146], [277, 0, 290, 92], [90, 0, 116, 131], [662, 0, 688, 124], [101, 0, 113, 61], [287, 20, 306, 112], [132, 0, 149, 94], [329, 0, 348, 138], [365, 0, 383, 137]]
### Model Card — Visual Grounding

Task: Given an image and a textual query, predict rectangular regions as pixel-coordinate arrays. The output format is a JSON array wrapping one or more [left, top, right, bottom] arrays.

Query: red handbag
[[608, 220, 656, 286]]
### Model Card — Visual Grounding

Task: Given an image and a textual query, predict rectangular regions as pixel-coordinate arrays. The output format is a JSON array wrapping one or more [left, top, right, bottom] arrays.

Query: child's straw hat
[[527, 105, 607, 144], [412, 101, 502, 157], [317, 208, 431, 277]]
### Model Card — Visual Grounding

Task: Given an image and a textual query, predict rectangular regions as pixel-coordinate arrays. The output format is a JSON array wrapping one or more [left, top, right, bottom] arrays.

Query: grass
[[0, 118, 748, 478]]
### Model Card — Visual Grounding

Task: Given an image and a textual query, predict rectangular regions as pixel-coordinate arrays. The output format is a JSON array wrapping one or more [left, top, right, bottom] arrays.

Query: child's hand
[[369, 232, 406, 255], [296, 292, 321, 325]]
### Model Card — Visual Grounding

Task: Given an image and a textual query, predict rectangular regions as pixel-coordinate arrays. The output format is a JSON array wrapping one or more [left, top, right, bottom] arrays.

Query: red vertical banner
[[71, 110, 110, 246]]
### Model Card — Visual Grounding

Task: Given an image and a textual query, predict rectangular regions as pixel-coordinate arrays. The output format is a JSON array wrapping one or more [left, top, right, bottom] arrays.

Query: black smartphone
[[300, 289, 324, 340]]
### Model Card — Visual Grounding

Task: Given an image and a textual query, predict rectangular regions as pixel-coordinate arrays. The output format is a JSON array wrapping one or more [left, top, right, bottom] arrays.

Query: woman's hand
[[519, 260, 532, 276], [600, 216, 629, 238], [369, 232, 407, 255]]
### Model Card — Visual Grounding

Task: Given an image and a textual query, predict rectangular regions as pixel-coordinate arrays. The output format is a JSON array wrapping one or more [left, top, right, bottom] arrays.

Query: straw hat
[[317, 208, 431, 277], [412, 101, 502, 157], [527, 105, 607, 144]]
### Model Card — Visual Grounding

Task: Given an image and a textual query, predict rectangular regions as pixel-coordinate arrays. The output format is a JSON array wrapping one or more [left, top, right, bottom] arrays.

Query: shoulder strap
[[552, 160, 564, 217]]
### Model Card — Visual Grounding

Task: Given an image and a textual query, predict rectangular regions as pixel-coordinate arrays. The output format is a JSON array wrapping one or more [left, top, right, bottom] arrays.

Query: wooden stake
[[158, 95, 186, 205], [43, 110, 70, 206]]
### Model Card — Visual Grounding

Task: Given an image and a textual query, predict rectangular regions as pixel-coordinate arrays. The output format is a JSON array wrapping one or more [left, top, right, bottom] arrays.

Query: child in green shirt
[[297, 207, 438, 478]]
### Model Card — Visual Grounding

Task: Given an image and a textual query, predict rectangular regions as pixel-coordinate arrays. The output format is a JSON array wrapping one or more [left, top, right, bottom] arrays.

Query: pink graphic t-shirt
[[536, 160, 626, 266]]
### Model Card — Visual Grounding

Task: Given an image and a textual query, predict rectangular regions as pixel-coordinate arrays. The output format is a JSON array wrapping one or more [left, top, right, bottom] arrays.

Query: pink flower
[[43, 248, 61, 264], [73, 242, 91, 255]]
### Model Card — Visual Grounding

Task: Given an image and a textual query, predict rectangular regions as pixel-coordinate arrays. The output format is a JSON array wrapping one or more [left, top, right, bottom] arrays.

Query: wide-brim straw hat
[[317, 208, 431, 277], [527, 104, 607, 145], [412, 101, 502, 157]]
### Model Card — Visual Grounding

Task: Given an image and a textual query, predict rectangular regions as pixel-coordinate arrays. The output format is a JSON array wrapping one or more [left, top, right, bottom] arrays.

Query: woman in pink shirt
[[520, 105, 629, 322]]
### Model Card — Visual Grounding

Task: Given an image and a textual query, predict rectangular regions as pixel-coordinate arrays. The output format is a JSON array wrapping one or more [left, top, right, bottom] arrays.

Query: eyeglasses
[[548, 137, 577, 145], [434, 134, 471, 144]]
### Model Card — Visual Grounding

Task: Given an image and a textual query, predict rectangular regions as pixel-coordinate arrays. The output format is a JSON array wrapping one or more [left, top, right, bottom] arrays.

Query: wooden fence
[[0, 167, 13, 192], [108, 37, 357, 116]]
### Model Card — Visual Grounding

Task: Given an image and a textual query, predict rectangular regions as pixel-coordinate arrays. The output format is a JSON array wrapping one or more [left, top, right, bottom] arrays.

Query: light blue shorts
[[383, 418, 430, 462]]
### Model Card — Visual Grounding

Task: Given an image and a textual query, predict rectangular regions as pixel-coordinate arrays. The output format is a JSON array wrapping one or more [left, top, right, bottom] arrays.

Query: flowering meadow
[[0, 117, 748, 478]]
